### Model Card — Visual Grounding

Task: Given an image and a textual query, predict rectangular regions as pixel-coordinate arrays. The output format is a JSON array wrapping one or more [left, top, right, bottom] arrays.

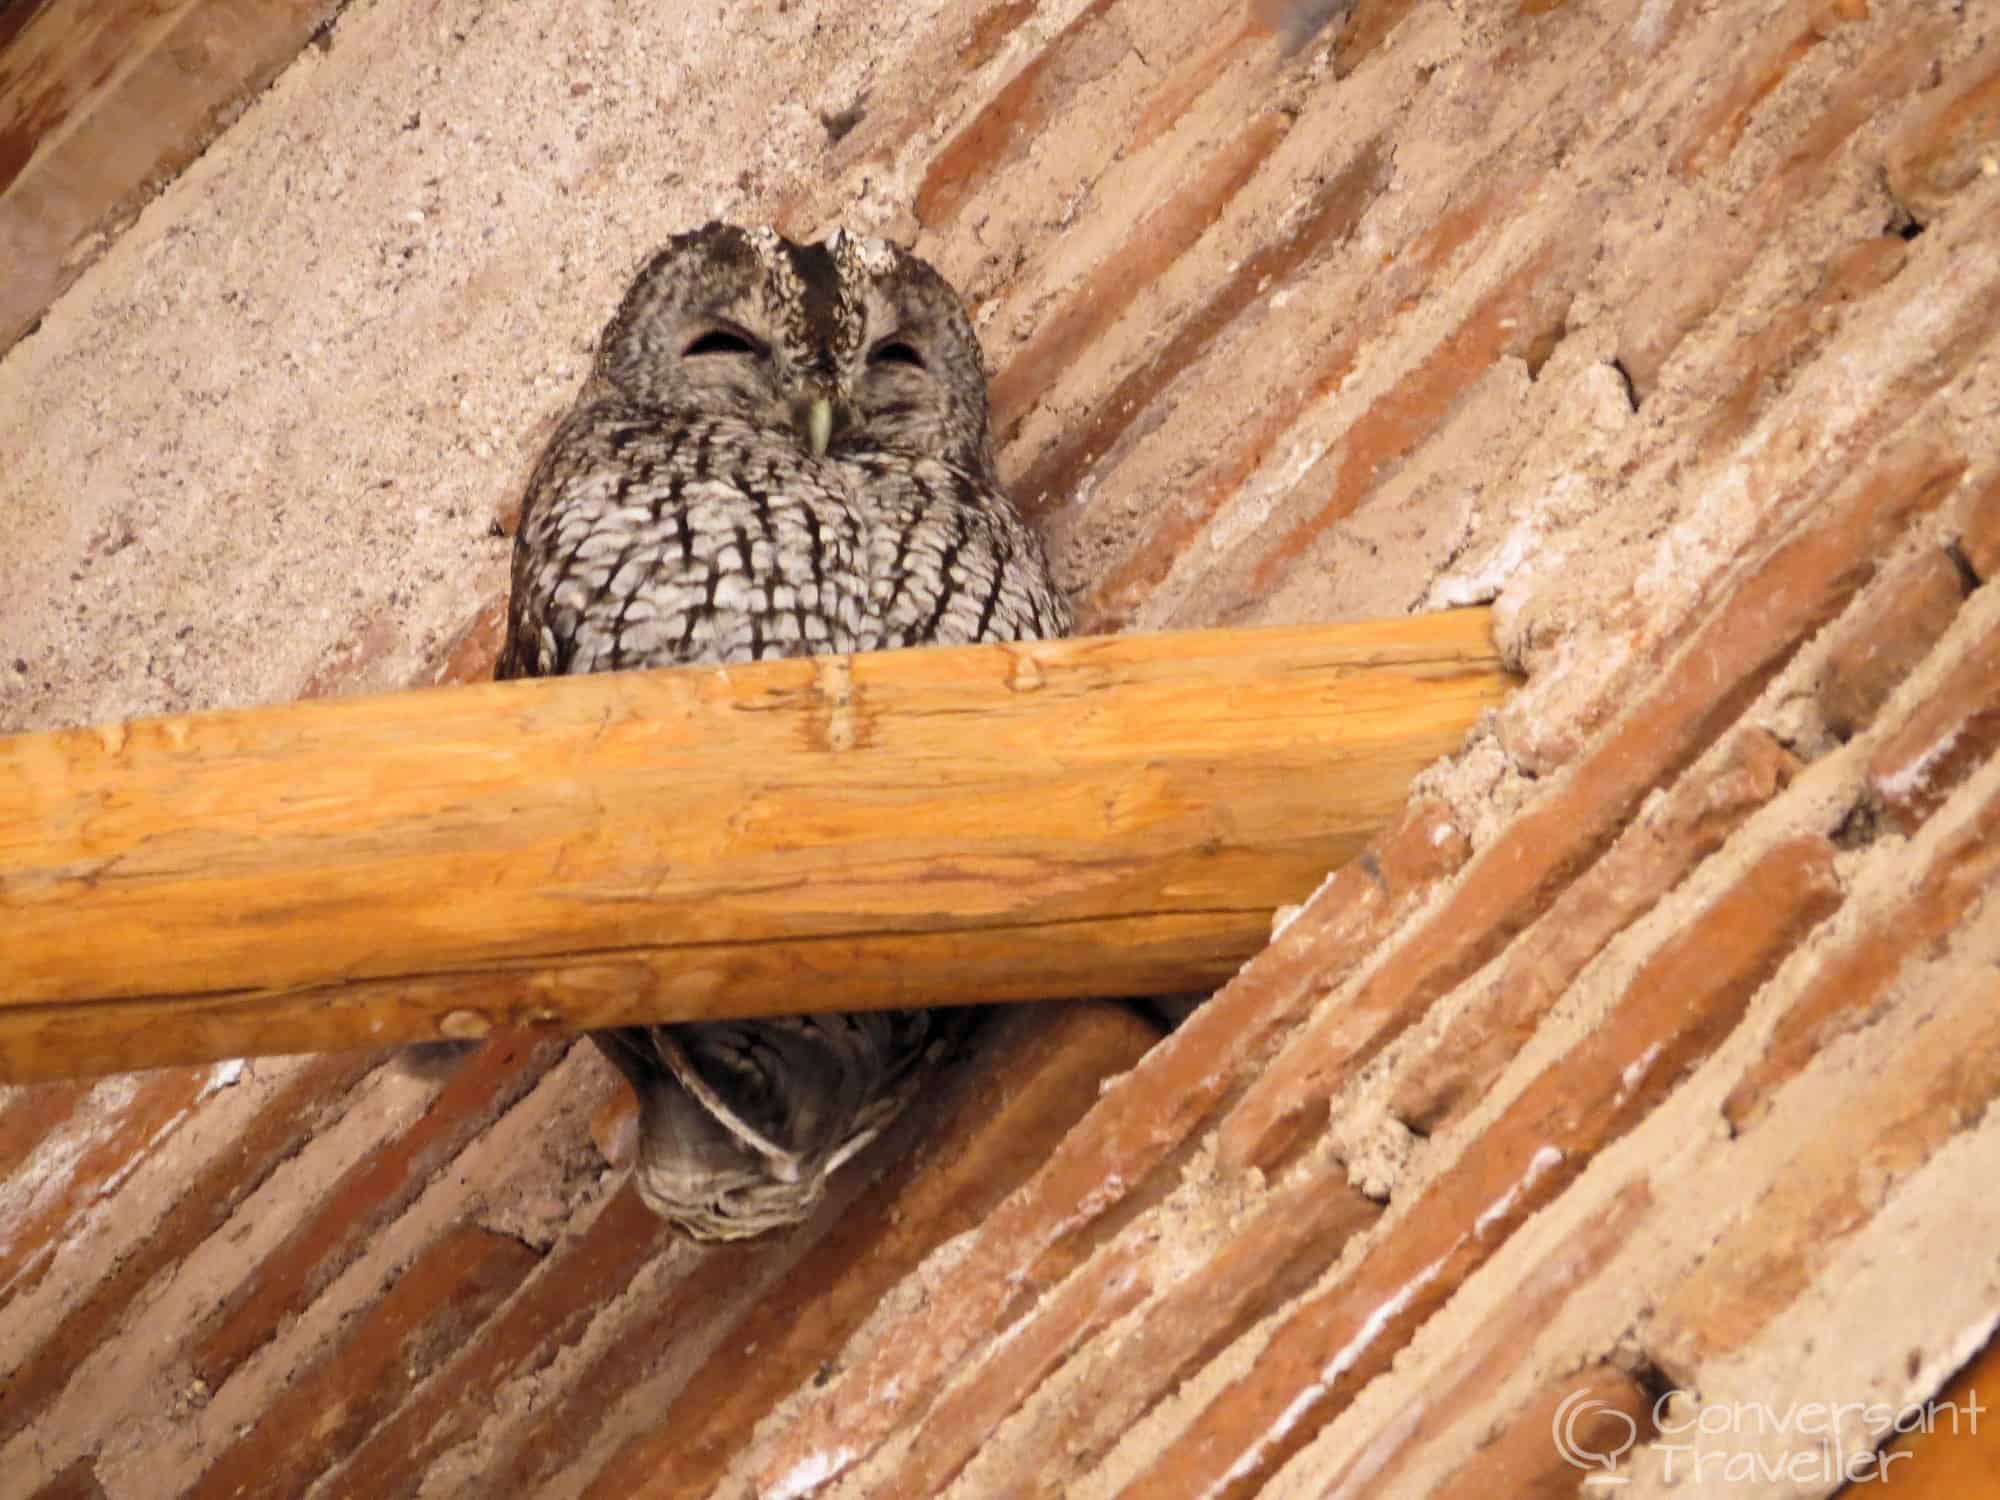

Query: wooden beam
[[0, 611, 1511, 1083]]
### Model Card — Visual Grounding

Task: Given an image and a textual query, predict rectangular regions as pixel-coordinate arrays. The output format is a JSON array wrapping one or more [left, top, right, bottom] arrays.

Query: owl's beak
[[804, 396, 835, 459]]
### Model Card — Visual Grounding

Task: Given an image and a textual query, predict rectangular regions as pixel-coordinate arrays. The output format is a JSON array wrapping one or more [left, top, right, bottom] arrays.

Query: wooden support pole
[[0, 611, 1511, 1083]]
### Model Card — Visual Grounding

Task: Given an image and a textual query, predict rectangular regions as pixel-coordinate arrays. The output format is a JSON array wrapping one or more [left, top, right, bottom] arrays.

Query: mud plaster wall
[[2, 0, 1998, 1497]]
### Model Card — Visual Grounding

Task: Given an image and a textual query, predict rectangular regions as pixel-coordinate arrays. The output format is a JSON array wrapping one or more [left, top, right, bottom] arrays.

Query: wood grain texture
[[0, 611, 1510, 1081]]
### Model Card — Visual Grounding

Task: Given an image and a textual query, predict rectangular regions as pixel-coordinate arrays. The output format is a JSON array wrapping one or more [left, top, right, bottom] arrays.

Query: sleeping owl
[[497, 222, 1070, 1239]]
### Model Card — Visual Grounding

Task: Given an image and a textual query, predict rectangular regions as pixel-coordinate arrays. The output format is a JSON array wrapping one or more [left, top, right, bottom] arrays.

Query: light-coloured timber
[[0, 611, 1511, 1082]]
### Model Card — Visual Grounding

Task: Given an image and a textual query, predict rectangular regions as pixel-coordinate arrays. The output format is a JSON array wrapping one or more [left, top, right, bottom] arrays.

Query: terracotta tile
[[963, 1172, 1380, 1500], [960, 0, 1041, 73], [189, 1032, 568, 1388], [427, 595, 508, 687], [1532, 235, 2000, 778], [0, 1081, 88, 1193], [184, 1222, 540, 1500], [1727, 755, 2000, 1132], [1753, 19, 1946, 199], [1958, 466, 2000, 583], [8, 0, 2000, 1487], [1885, 44, 2000, 223], [1331, 0, 1421, 77], [0, 1052, 379, 1450], [25, 1457, 107, 1500], [915, 0, 1125, 228], [1764, 20, 1944, 190], [1391, 728, 1802, 1135], [1223, 461, 1935, 1169], [0, 0, 346, 352], [1243, 0, 1318, 43], [1428, 1363, 1654, 1500], [1125, 18, 1261, 156], [1503, 429, 1968, 774], [1667, 0, 1871, 181], [987, 108, 1292, 439], [1866, 606, 2000, 836], [739, 802, 1463, 1496], [566, 1004, 1159, 1499], [298, 613, 399, 700], [1198, 798, 1508, 1174], [1619, 16, 1948, 395], [1233, 237, 1586, 601], [589, 1085, 639, 1171], [1071, 111, 1604, 630], [0, 1068, 215, 1308], [1219, 353, 1967, 1178], [1817, 547, 1969, 739], [768, 0, 1042, 230], [477, 1235, 774, 1494], [1658, 922, 2000, 1370], [1123, 837, 1842, 1499], [1702, 235, 1911, 458], [874, 1226, 1157, 1499], [324, 1180, 671, 1500], [1318, 1179, 1654, 1499], [1017, 130, 1392, 526]]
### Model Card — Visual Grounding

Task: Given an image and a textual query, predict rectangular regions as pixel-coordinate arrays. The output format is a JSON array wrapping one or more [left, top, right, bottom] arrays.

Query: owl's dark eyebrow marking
[[787, 242, 847, 363]]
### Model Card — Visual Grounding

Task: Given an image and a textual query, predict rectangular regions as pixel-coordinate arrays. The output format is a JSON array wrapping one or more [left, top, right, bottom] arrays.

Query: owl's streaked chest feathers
[[507, 403, 1063, 674]]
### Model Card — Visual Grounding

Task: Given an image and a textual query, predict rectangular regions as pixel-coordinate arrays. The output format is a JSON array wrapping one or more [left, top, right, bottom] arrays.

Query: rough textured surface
[[0, 0, 349, 352], [4, 0, 1999, 1495]]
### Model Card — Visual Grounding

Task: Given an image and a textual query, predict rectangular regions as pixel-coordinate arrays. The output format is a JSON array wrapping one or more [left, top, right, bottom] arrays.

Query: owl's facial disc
[[596, 222, 994, 475], [596, 225, 795, 431], [826, 233, 996, 475]]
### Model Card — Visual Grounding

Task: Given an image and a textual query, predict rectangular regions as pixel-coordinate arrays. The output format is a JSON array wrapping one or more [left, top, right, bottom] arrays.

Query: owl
[[497, 223, 1071, 1240]]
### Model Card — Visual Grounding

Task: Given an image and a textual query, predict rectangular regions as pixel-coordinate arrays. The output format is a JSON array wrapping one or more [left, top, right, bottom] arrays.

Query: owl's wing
[[840, 454, 1072, 650]]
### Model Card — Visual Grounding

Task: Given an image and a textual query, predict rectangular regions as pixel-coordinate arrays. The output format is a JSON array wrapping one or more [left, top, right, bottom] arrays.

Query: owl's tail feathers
[[593, 1009, 974, 1240], [391, 1038, 485, 1080]]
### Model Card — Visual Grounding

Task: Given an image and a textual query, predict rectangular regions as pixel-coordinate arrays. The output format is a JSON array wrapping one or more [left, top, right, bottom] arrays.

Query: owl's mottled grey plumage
[[498, 222, 1069, 1240]]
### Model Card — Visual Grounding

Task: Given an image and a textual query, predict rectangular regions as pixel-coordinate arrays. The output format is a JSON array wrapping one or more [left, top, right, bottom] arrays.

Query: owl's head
[[592, 222, 997, 477]]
